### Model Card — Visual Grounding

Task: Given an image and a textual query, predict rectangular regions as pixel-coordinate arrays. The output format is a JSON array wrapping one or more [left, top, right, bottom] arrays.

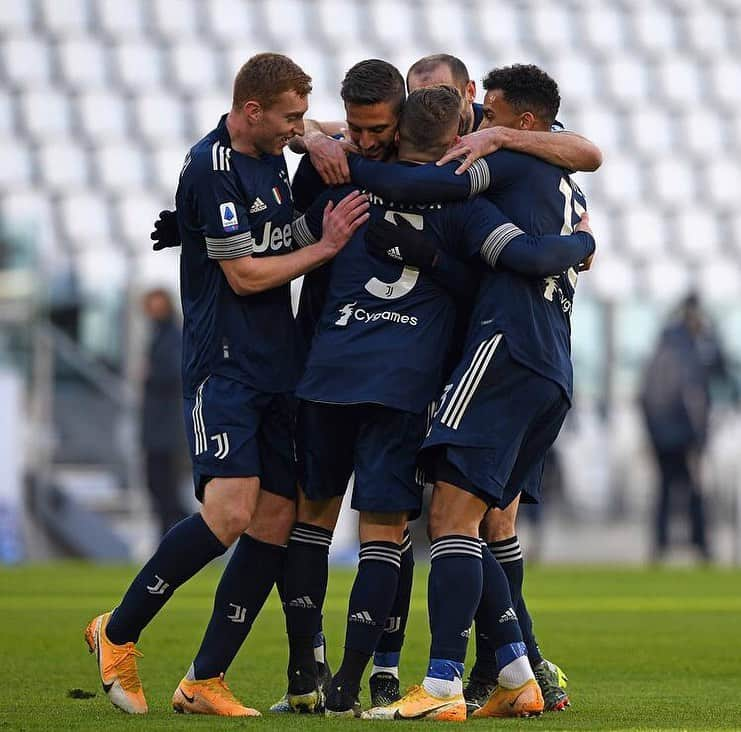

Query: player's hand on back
[[575, 212, 595, 271], [365, 216, 438, 271], [319, 190, 370, 255], [306, 133, 359, 186], [437, 127, 509, 174], [151, 209, 181, 250]]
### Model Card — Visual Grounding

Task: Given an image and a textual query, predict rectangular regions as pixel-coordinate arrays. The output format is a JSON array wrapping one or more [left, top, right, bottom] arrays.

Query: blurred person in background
[[640, 292, 737, 562], [140, 288, 188, 538]]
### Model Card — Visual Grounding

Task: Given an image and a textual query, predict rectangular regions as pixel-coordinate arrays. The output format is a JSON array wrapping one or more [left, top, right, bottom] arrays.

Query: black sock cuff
[[289, 522, 333, 550], [194, 512, 229, 554], [488, 536, 522, 563], [359, 541, 402, 569], [430, 534, 482, 561]]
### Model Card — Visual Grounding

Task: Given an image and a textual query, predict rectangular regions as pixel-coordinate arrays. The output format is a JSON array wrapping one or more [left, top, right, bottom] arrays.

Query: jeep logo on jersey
[[251, 220, 292, 254], [219, 202, 239, 232], [335, 302, 418, 327]]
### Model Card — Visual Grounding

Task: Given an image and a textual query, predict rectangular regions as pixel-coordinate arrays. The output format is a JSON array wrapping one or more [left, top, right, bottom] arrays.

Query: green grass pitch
[[1, 562, 740, 730]]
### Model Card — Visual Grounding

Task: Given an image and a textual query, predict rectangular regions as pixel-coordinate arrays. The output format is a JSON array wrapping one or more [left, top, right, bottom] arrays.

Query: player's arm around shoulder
[[438, 126, 603, 174], [220, 190, 369, 296]]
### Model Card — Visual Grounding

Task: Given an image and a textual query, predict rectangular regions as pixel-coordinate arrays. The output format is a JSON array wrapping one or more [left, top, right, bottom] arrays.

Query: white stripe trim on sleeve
[[205, 232, 254, 260], [292, 214, 318, 248], [467, 158, 491, 197], [480, 223, 524, 268]]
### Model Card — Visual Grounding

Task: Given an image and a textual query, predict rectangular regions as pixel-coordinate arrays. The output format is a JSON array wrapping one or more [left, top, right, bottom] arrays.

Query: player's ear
[[519, 111, 536, 130], [394, 129, 400, 146], [465, 80, 476, 103], [242, 100, 263, 123]]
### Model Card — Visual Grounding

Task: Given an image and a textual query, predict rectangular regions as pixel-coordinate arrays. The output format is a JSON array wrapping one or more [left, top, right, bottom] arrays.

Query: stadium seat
[[603, 54, 652, 107], [0, 141, 34, 188], [136, 247, 180, 291], [58, 37, 109, 90], [39, 0, 91, 36], [683, 6, 728, 57], [631, 6, 679, 57], [1, 189, 60, 261], [529, 4, 575, 56], [134, 92, 187, 144], [77, 90, 129, 141], [77, 246, 128, 293], [170, 40, 220, 93], [656, 55, 703, 109], [2, 37, 53, 88], [38, 140, 90, 190], [0, 2, 33, 34], [282, 44, 338, 97], [151, 144, 188, 192], [680, 109, 727, 159], [152, 0, 199, 39], [589, 254, 638, 302], [262, 0, 311, 45], [205, 0, 254, 42], [643, 260, 691, 303], [0, 91, 15, 134], [116, 191, 168, 250], [618, 205, 669, 262], [113, 39, 166, 91], [675, 206, 721, 263], [626, 109, 674, 157], [95, 0, 146, 38], [20, 89, 72, 139], [551, 51, 601, 104], [697, 258, 741, 303], [600, 155, 644, 206], [368, 0, 417, 47], [94, 141, 148, 192], [316, 0, 364, 46], [703, 159, 740, 209], [191, 92, 229, 139], [709, 56, 741, 108], [580, 4, 628, 56], [571, 108, 622, 156], [59, 190, 112, 247], [474, 2, 523, 55], [421, 0, 467, 48], [649, 157, 697, 208]]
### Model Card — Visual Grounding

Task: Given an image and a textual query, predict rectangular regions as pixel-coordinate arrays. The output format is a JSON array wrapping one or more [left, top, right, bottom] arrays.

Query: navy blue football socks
[[471, 542, 525, 681], [518, 595, 544, 667], [106, 513, 227, 645], [283, 522, 333, 675], [428, 535, 482, 664], [191, 534, 285, 679], [373, 529, 413, 675]]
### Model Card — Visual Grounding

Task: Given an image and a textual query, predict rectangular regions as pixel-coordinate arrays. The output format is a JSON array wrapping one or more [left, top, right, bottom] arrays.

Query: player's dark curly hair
[[482, 64, 560, 125], [341, 59, 406, 116]]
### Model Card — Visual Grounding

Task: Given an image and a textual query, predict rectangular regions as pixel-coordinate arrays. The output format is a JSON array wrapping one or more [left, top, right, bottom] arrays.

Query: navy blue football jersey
[[472, 102, 484, 131], [292, 181, 530, 413], [176, 115, 299, 397], [349, 150, 588, 400]]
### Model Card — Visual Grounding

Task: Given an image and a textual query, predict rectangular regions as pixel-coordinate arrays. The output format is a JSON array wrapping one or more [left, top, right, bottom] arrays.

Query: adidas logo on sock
[[348, 610, 374, 625], [288, 595, 316, 609], [498, 608, 518, 624], [249, 197, 267, 213]]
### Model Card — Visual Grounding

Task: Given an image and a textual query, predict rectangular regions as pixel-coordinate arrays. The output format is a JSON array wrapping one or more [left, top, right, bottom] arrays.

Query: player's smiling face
[[344, 101, 399, 161], [258, 90, 309, 155], [480, 89, 524, 130]]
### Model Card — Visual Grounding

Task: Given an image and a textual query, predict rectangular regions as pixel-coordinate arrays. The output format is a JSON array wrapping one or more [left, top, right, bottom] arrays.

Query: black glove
[[150, 209, 181, 251], [365, 215, 439, 271]]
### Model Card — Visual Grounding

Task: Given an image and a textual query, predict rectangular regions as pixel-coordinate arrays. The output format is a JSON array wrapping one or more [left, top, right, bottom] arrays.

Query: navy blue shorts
[[296, 400, 429, 519], [183, 375, 297, 501], [421, 334, 569, 508]]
